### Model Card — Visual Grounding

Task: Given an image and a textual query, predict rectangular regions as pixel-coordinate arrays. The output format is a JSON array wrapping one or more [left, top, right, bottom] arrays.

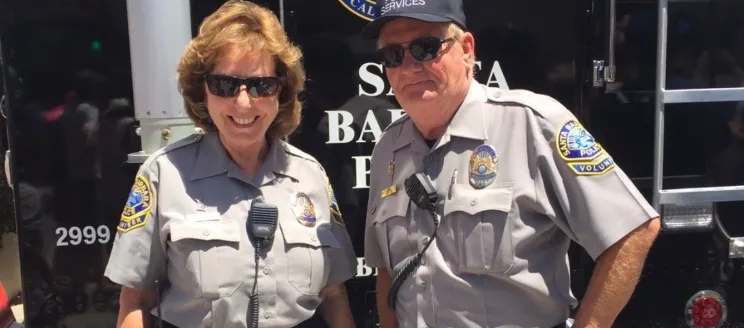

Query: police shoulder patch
[[568, 154, 616, 176], [118, 175, 153, 232], [325, 176, 345, 227], [555, 119, 605, 162]]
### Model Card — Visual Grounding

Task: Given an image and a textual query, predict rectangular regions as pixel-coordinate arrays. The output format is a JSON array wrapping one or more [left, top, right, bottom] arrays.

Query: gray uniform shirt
[[104, 132, 356, 328], [364, 80, 658, 328]]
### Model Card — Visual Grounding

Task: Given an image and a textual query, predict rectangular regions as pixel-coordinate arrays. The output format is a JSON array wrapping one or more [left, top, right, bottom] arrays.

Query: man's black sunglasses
[[376, 36, 456, 69], [204, 74, 284, 98]]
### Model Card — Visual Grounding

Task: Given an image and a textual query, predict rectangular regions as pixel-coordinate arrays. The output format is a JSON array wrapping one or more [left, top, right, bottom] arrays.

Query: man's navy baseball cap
[[361, 0, 467, 39]]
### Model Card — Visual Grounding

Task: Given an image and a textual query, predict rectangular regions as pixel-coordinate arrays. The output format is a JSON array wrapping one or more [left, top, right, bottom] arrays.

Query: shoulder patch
[[567, 154, 616, 176], [554, 119, 615, 176], [555, 119, 604, 161], [118, 175, 153, 232], [325, 176, 345, 227]]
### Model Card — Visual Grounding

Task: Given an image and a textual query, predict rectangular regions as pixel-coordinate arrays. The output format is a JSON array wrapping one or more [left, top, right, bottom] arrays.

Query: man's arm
[[117, 287, 156, 328], [573, 217, 661, 328], [319, 283, 356, 328], [375, 268, 399, 328]]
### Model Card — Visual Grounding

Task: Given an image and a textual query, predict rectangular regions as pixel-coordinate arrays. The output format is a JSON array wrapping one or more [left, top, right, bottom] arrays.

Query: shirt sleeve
[[103, 160, 167, 290], [533, 98, 659, 260], [323, 175, 358, 287]]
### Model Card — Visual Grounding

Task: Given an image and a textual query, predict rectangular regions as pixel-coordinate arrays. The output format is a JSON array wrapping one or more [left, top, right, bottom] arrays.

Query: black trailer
[[0, 0, 743, 327]]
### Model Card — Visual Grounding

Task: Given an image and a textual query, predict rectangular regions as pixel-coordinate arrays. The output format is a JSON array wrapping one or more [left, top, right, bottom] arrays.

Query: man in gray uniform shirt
[[361, 0, 662, 327]]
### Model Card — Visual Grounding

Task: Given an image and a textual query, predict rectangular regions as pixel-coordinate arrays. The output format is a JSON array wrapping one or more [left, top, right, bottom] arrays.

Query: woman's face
[[204, 48, 281, 152]]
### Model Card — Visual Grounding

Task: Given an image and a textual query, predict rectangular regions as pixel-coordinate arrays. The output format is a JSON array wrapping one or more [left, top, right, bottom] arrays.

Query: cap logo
[[381, 0, 427, 16], [338, 0, 377, 21]]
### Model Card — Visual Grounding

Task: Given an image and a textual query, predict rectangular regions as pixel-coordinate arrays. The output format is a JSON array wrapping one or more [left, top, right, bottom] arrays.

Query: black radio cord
[[248, 241, 262, 328], [387, 207, 439, 311]]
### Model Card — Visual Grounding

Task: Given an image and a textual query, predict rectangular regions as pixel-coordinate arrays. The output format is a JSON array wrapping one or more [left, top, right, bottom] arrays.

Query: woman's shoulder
[[279, 139, 321, 166], [139, 132, 205, 170]]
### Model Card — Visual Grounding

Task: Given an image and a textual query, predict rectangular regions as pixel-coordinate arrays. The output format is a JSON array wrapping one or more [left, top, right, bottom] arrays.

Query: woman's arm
[[319, 283, 356, 328], [117, 286, 156, 328]]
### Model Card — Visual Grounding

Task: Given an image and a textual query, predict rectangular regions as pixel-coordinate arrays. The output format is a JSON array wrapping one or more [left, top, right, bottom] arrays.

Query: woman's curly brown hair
[[177, 0, 305, 138]]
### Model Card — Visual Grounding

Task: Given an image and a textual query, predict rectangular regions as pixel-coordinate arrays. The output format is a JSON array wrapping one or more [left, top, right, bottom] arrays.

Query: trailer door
[[586, 0, 744, 325]]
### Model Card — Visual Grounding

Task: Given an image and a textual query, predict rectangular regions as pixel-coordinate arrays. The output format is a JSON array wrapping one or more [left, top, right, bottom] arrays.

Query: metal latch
[[730, 237, 744, 259]]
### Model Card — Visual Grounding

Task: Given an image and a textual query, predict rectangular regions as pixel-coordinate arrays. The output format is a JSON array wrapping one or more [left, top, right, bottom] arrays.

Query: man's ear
[[460, 32, 475, 67], [459, 32, 476, 74]]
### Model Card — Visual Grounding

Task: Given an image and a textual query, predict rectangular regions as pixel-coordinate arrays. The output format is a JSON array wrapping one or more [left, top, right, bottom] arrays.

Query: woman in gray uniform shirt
[[103, 1, 357, 327]]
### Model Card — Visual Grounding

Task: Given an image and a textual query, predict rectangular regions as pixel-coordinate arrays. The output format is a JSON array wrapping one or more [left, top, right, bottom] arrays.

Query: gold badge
[[292, 192, 317, 227], [381, 185, 398, 198], [468, 145, 499, 189]]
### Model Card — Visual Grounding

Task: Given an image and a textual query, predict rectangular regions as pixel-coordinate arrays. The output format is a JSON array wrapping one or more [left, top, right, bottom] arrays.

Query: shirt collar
[[391, 80, 489, 153], [191, 133, 299, 186]]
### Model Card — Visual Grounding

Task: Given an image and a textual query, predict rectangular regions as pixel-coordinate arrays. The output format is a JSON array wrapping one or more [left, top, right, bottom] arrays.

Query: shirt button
[[422, 236, 429, 244], [470, 199, 478, 206], [370, 205, 376, 214], [263, 267, 270, 275], [311, 236, 317, 242], [264, 311, 271, 319], [421, 282, 427, 288], [426, 155, 433, 162], [202, 230, 210, 236]]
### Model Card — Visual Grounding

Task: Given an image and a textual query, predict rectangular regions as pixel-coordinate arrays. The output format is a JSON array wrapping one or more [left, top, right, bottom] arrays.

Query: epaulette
[[383, 114, 410, 133], [146, 132, 204, 163], [484, 88, 569, 120], [283, 140, 321, 166]]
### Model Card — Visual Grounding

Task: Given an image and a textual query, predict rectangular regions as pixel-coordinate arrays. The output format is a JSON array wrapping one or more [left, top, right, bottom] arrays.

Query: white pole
[[125, 0, 196, 163]]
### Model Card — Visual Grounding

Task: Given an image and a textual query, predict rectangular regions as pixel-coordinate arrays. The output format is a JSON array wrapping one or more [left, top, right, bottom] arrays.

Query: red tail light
[[685, 290, 727, 328]]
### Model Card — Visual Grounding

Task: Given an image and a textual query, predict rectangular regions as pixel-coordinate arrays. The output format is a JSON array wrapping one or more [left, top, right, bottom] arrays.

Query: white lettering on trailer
[[356, 257, 377, 277], [56, 225, 111, 246]]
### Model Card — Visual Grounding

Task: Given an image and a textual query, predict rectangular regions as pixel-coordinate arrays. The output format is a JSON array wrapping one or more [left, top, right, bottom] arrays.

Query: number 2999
[[56, 225, 111, 246]]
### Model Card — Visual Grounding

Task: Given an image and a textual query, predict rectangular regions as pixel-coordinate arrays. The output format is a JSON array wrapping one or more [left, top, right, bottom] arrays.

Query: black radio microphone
[[247, 199, 278, 247], [388, 173, 440, 311], [246, 198, 278, 328], [404, 173, 439, 216]]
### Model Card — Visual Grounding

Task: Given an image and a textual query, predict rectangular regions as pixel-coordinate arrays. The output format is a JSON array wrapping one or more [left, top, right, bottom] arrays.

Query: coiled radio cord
[[387, 173, 440, 311]]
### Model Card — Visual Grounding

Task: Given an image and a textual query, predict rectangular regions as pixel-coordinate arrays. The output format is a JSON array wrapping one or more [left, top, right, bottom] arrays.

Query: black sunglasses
[[204, 74, 284, 98], [376, 36, 456, 68]]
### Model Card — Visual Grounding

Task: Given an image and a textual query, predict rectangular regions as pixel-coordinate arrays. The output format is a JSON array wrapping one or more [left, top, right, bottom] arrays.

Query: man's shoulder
[[373, 114, 409, 154], [483, 87, 572, 123], [382, 113, 410, 133]]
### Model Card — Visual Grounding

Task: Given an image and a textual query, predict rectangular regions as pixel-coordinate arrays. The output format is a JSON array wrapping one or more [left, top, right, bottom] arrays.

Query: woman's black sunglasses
[[204, 74, 284, 98], [376, 36, 456, 69]]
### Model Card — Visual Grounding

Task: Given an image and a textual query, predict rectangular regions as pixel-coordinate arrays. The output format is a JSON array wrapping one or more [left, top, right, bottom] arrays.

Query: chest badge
[[468, 145, 499, 189], [292, 192, 317, 227]]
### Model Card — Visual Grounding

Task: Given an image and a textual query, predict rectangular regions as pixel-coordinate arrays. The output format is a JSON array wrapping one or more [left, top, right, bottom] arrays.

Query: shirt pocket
[[370, 194, 411, 269], [444, 182, 515, 276], [169, 219, 242, 299], [284, 226, 341, 295]]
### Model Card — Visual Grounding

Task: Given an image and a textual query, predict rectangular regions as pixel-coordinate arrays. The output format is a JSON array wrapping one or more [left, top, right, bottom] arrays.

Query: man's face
[[378, 19, 474, 112]]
